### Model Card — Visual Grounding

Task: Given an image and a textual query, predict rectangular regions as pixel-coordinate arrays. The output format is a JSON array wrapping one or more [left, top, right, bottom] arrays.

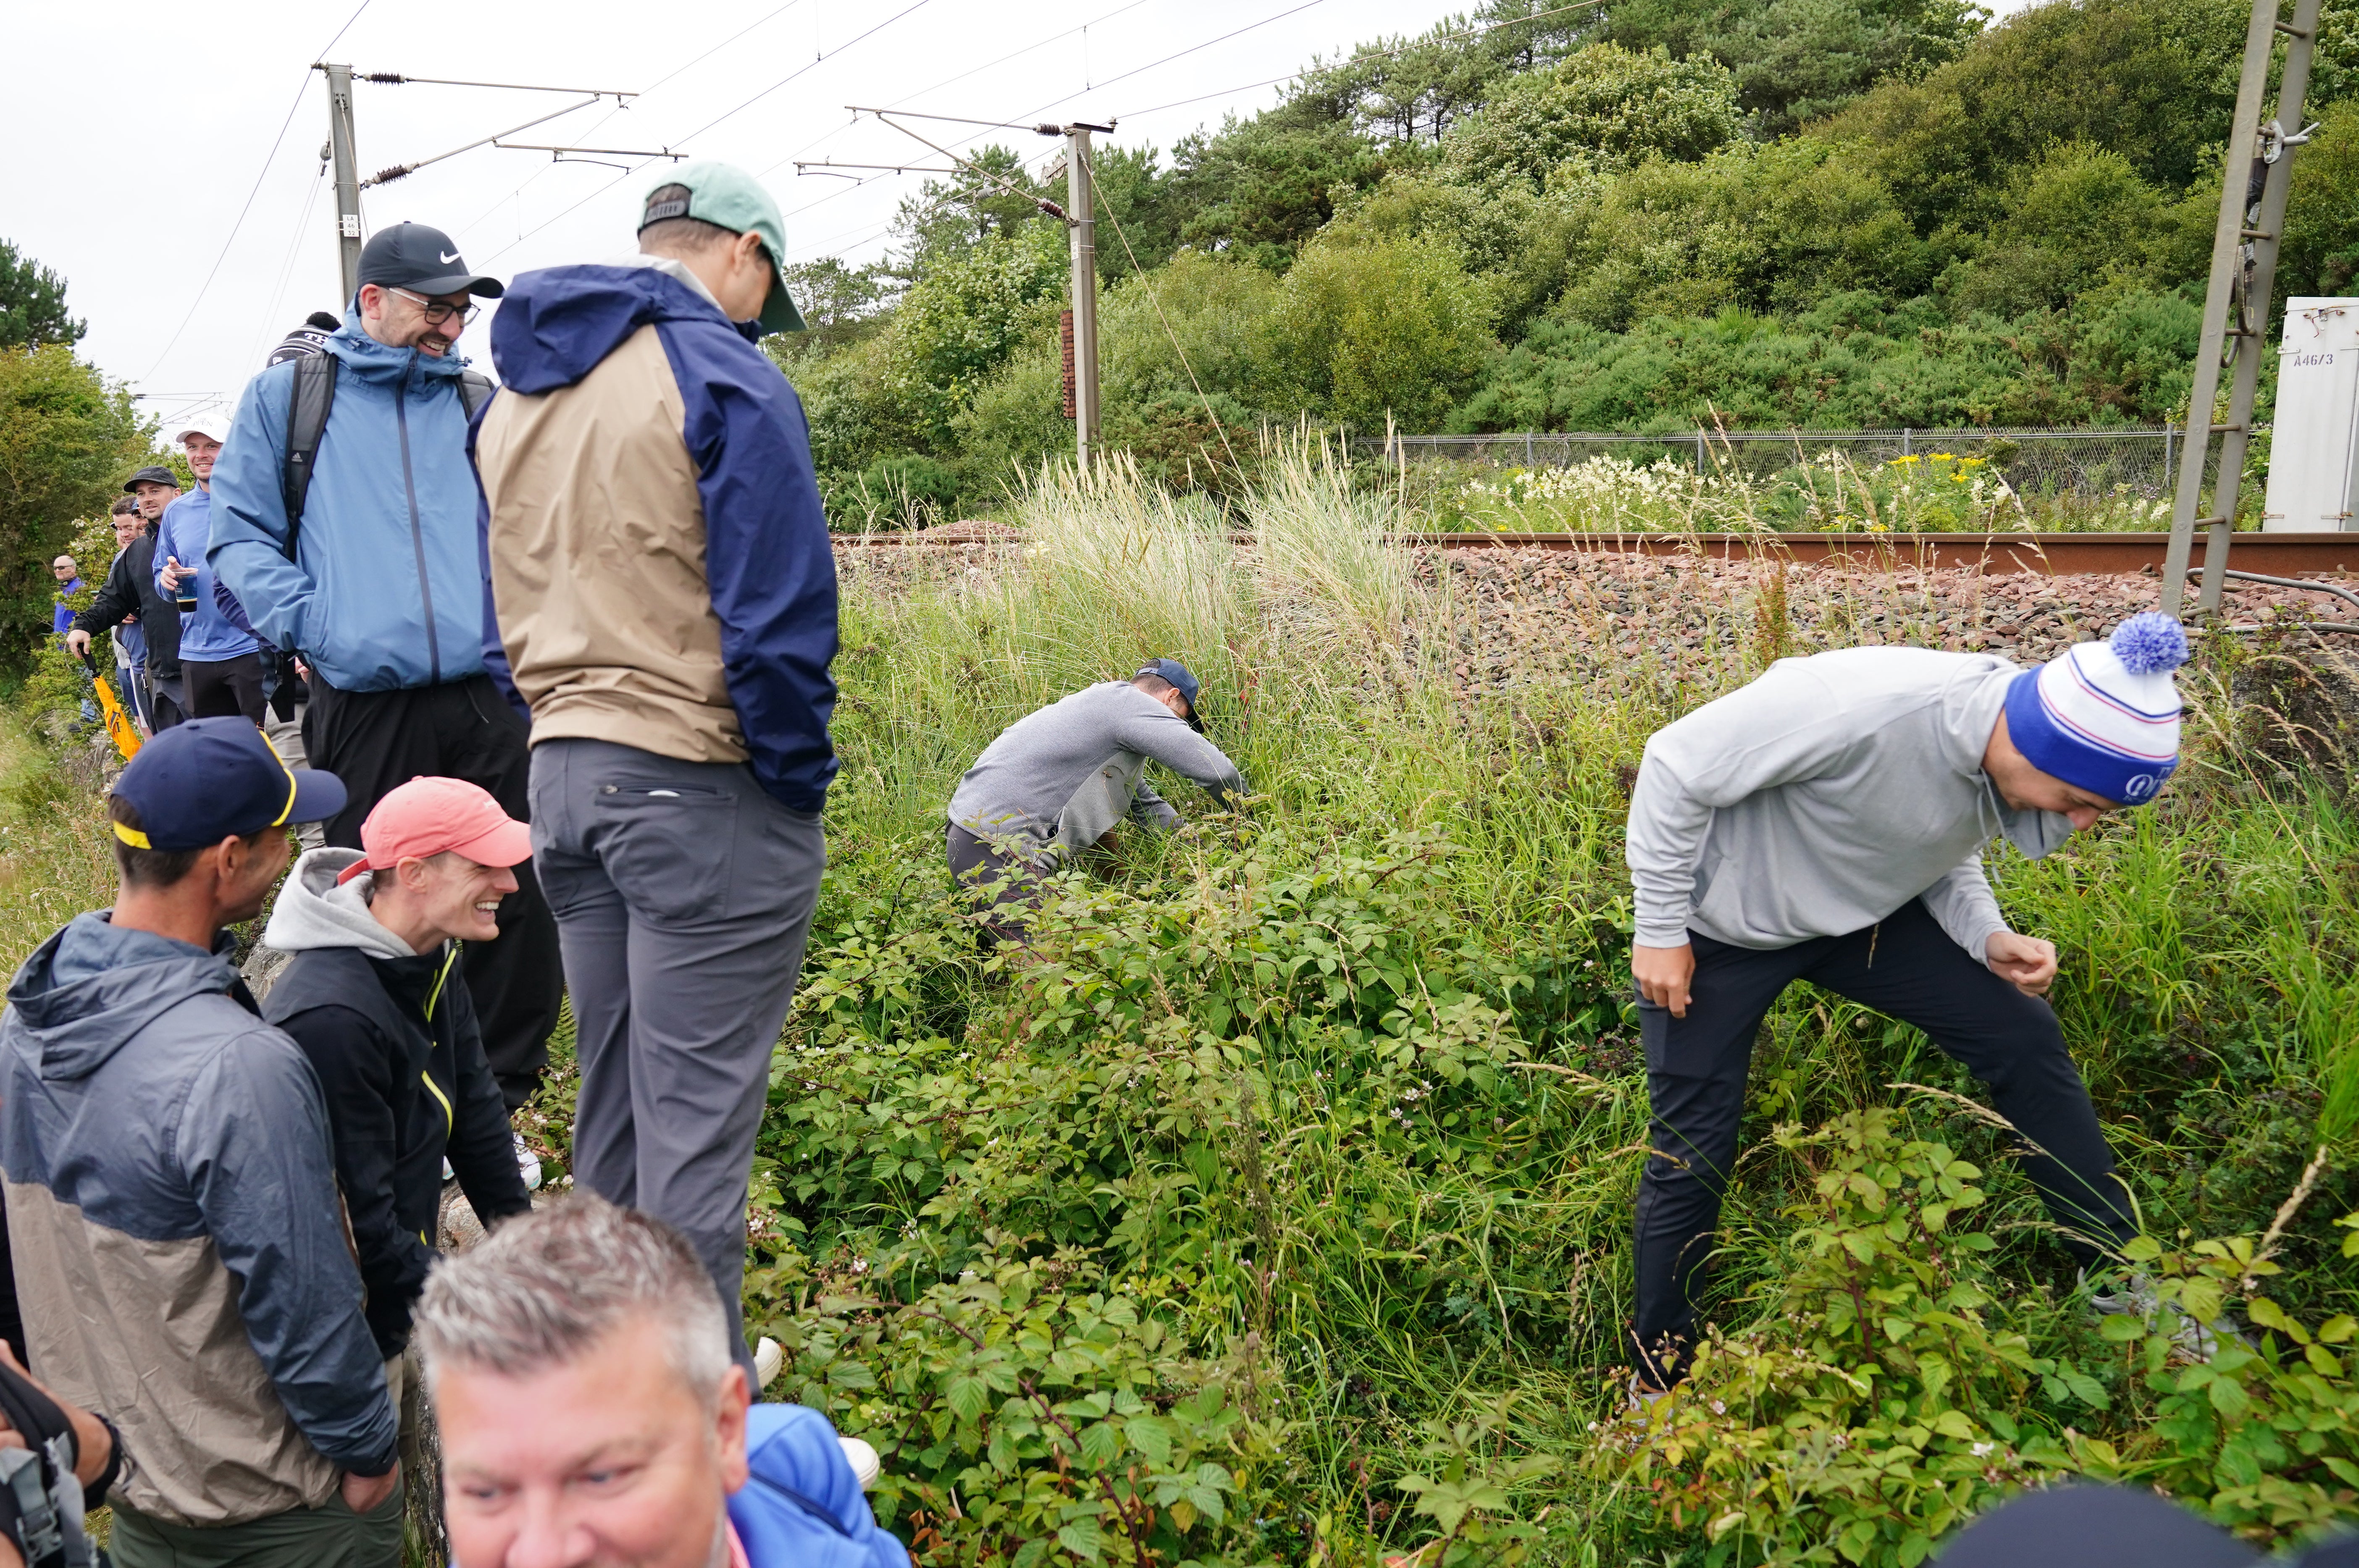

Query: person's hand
[[342, 1463, 400, 1515], [1986, 931, 2058, 996], [160, 555, 191, 590], [1633, 941, 1695, 1017], [63, 628, 90, 659], [293, 655, 312, 682]]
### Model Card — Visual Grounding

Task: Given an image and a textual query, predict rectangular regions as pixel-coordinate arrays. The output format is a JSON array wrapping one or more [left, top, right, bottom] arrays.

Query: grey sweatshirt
[[1626, 647, 2076, 965], [948, 682, 1245, 857], [261, 848, 415, 959]]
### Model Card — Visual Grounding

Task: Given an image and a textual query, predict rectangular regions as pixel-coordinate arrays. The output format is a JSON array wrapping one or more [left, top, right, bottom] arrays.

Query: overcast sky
[[8, 0, 2025, 430]]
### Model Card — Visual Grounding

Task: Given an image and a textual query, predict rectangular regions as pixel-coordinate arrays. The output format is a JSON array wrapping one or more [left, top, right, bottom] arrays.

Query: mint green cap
[[639, 161, 805, 335]]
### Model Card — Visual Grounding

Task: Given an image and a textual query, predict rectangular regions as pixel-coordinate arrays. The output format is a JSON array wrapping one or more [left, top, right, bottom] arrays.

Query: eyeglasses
[[390, 287, 480, 328]]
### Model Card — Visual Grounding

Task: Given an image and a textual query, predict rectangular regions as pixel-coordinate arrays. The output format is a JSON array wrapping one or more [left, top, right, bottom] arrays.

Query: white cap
[[165, 412, 231, 446]]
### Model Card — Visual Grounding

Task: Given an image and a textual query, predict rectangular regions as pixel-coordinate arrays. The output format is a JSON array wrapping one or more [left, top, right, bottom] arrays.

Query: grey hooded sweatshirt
[[1626, 647, 2077, 966], [948, 681, 1245, 858], [0, 912, 398, 1526]]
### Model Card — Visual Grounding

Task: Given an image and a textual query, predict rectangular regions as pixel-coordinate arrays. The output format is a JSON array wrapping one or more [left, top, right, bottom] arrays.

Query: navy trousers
[[1631, 898, 2137, 1386]]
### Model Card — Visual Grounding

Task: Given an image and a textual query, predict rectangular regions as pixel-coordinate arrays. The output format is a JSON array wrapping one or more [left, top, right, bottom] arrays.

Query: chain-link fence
[[1359, 428, 2199, 499]]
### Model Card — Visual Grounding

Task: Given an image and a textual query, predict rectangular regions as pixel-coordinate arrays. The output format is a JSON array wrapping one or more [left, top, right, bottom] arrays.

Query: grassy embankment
[[754, 448, 2359, 1564], [1, 450, 2353, 1564]]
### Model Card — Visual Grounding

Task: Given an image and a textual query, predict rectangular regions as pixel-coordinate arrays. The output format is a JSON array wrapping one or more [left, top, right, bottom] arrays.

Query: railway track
[[843, 528, 2359, 577]]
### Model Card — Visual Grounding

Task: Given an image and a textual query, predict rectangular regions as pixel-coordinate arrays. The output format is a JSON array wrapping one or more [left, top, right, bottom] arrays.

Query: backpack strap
[[279, 354, 339, 564], [458, 369, 495, 422]]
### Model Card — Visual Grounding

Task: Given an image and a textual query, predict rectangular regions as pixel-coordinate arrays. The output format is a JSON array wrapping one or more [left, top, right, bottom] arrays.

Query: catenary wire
[[141, 0, 378, 384], [451, 0, 813, 244], [474, 0, 939, 268], [249, 162, 332, 370]]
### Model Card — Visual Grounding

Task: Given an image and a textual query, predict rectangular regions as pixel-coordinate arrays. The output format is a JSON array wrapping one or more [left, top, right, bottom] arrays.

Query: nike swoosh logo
[[439, 250, 461, 264]]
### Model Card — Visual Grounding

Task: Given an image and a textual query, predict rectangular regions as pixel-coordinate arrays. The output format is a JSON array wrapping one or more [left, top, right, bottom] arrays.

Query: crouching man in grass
[[1623, 614, 2193, 1400], [945, 658, 1245, 946], [420, 1192, 906, 1568]]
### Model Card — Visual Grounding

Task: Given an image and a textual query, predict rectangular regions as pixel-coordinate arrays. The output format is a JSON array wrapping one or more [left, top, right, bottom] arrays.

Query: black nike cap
[[357, 222, 504, 299]]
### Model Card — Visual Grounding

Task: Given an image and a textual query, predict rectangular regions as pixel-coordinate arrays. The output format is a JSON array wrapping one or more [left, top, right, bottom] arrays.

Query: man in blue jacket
[[154, 415, 269, 722], [0, 720, 402, 1564], [208, 222, 562, 1146], [471, 163, 835, 1376]]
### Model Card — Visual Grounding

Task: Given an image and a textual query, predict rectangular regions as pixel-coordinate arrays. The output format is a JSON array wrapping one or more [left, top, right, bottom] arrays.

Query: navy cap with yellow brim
[[109, 718, 347, 852], [639, 161, 806, 336]]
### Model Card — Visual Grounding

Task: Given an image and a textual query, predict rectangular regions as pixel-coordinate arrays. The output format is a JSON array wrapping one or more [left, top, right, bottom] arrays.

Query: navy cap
[[122, 466, 176, 492], [1135, 658, 1205, 732], [357, 222, 505, 300], [110, 718, 347, 852]]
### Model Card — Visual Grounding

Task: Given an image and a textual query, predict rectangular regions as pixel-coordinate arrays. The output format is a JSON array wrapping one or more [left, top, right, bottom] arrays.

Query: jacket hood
[[4, 912, 241, 1081], [326, 309, 470, 386], [261, 848, 416, 959], [490, 262, 740, 396]]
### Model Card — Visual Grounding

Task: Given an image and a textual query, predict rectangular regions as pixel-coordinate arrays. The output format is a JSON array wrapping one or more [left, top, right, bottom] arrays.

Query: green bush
[[825, 455, 963, 532], [1436, 42, 1744, 190], [1262, 236, 1500, 428]]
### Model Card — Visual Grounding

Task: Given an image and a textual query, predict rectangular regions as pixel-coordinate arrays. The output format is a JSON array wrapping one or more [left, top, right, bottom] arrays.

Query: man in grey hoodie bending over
[[947, 659, 1245, 944], [1624, 614, 2195, 1399]]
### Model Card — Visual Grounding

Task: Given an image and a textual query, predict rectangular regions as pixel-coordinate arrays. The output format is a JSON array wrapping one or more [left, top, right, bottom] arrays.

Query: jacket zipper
[[394, 374, 444, 683]]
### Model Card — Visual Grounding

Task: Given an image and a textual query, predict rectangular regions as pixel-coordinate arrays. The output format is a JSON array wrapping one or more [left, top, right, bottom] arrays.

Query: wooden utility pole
[[2160, 0, 2322, 616], [320, 64, 365, 305]]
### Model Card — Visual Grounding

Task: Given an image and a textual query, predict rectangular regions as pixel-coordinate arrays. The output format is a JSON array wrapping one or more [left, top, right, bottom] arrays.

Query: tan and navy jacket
[[0, 914, 397, 1526], [473, 254, 838, 812]]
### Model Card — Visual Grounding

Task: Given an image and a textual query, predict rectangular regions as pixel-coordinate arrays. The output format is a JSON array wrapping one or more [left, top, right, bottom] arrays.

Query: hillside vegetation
[[775, 0, 2359, 522]]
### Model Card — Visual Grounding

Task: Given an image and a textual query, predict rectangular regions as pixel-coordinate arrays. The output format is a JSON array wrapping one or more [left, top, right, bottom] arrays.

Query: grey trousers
[[529, 739, 825, 1373]]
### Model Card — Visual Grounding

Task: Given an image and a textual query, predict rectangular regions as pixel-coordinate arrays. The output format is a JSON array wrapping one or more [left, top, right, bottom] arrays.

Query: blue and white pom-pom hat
[[2001, 612, 2192, 806]]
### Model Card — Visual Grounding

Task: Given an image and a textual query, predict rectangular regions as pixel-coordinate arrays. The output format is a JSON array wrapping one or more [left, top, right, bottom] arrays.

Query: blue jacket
[[154, 490, 259, 662], [0, 913, 398, 1526], [207, 311, 486, 692], [473, 261, 837, 811], [727, 1404, 909, 1568]]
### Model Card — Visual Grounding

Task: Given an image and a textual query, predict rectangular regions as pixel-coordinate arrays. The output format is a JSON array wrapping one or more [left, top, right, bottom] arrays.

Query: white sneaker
[[514, 1130, 542, 1192], [838, 1435, 881, 1492], [754, 1336, 784, 1388]]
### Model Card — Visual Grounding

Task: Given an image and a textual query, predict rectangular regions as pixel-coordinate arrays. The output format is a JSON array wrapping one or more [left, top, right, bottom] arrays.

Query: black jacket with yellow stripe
[[265, 941, 531, 1358]]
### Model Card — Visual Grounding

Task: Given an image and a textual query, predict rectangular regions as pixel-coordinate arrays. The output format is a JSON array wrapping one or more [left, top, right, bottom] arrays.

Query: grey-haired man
[[945, 659, 1246, 945], [418, 1194, 903, 1568]]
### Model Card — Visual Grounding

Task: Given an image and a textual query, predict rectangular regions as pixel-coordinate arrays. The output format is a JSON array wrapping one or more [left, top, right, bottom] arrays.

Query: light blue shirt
[[154, 488, 259, 663]]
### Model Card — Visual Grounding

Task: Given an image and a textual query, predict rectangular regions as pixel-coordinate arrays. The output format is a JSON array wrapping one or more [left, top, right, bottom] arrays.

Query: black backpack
[[278, 354, 495, 561]]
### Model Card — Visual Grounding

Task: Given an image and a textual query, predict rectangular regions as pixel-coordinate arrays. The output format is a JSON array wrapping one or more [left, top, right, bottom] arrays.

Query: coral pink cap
[[336, 776, 533, 885]]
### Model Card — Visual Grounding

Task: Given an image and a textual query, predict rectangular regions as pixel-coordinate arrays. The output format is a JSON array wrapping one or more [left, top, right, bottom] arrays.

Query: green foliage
[[825, 454, 963, 531], [888, 148, 1057, 282], [1608, 0, 1986, 137], [0, 241, 83, 350], [1592, 1106, 2359, 1564], [1293, 0, 1608, 145], [1170, 114, 1400, 273], [1452, 286, 2202, 430], [0, 347, 150, 668], [1550, 137, 1932, 329], [1437, 42, 1744, 190], [881, 223, 1069, 453], [2282, 103, 2359, 299], [1941, 142, 2211, 317], [1823, 0, 2253, 234], [1263, 236, 1500, 428], [778, 257, 892, 353]]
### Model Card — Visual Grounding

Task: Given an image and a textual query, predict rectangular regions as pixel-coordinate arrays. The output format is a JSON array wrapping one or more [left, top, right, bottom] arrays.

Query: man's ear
[[713, 1363, 751, 1493]]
